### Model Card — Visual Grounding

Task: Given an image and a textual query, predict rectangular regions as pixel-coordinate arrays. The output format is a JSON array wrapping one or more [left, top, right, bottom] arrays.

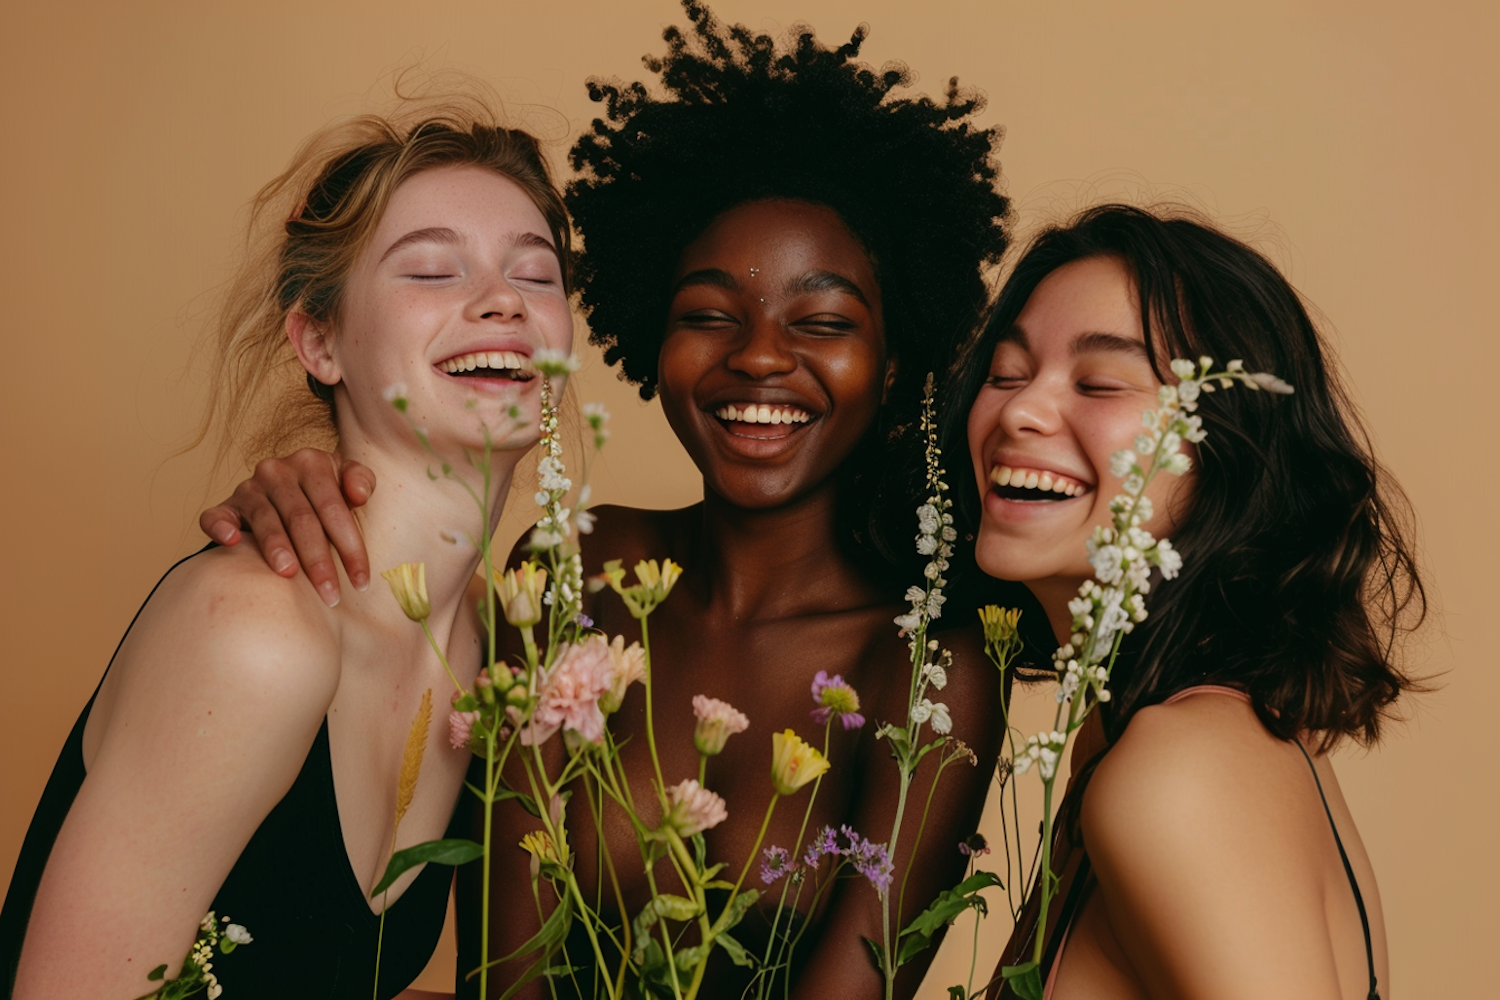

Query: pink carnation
[[449, 709, 481, 751], [664, 779, 729, 837], [692, 695, 749, 756], [522, 635, 613, 747]]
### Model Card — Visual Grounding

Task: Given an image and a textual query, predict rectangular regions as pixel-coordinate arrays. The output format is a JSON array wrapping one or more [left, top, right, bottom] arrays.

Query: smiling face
[[294, 164, 574, 456], [657, 198, 892, 509], [966, 255, 1194, 615]]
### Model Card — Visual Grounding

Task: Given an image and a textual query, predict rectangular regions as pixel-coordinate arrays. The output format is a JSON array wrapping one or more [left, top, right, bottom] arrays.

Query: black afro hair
[[567, 0, 1010, 409]]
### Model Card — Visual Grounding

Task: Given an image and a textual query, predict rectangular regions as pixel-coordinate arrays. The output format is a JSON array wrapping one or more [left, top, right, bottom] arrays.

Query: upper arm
[[1081, 705, 1344, 1000], [16, 554, 340, 998]]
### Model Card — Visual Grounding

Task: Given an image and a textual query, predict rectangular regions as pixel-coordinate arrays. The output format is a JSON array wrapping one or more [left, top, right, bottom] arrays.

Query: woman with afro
[[202, 3, 1016, 995]]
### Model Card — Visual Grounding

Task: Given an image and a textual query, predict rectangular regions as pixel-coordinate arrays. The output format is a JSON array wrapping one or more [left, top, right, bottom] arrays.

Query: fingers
[[273, 449, 365, 606], [198, 504, 243, 547], [340, 459, 376, 508]]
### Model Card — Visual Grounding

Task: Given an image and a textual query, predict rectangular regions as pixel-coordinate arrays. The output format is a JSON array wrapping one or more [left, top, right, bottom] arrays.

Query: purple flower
[[850, 838, 894, 896], [761, 845, 794, 885], [803, 825, 842, 869], [809, 670, 866, 730]]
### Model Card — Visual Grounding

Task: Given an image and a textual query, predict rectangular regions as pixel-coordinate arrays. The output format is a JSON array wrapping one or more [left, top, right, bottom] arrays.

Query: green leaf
[[895, 870, 1003, 966], [1002, 962, 1043, 1000], [709, 888, 760, 936], [948, 986, 967, 999], [651, 893, 701, 923], [862, 935, 886, 971], [218, 937, 237, 954], [370, 838, 485, 897], [717, 931, 756, 968], [702, 879, 736, 891], [147, 964, 168, 981]]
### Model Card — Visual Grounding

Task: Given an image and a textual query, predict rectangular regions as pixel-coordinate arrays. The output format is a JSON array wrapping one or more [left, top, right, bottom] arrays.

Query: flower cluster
[[1011, 729, 1068, 780], [760, 845, 799, 885], [894, 375, 955, 637], [603, 558, 683, 619], [143, 911, 252, 1000], [809, 671, 865, 730], [799, 825, 894, 896], [522, 634, 646, 748]]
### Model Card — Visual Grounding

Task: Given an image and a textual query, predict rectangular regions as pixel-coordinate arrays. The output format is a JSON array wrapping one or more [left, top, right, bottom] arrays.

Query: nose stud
[[749, 267, 759, 276]]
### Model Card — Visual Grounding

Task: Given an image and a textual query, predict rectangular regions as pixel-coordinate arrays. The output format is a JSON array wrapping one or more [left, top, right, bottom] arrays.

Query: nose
[[469, 271, 526, 323], [726, 315, 796, 379], [996, 377, 1064, 438]]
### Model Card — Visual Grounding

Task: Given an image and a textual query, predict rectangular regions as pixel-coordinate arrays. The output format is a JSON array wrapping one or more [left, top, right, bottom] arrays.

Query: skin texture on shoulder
[[1069, 693, 1387, 1000], [16, 542, 343, 998]]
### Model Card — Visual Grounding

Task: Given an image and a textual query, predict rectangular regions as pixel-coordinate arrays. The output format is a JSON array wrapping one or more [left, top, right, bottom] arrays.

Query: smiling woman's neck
[[692, 481, 884, 616], [337, 436, 519, 623]]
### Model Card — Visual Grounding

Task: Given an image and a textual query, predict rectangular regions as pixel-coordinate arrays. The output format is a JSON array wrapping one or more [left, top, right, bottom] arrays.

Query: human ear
[[286, 310, 341, 390], [881, 357, 899, 405]]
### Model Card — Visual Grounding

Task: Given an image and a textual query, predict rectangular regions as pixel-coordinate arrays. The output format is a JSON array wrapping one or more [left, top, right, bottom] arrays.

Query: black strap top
[[1, 548, 460, 998]]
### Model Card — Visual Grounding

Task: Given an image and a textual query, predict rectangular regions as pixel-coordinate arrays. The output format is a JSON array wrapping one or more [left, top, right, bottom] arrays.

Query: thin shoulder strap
[[1295, 741, 1380, 1000]]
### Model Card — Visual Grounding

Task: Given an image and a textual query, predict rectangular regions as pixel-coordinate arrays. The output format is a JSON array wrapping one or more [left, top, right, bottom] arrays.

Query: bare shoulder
[[578, 504, 696, 571], [1077, 691, 1347, 998], [1084, 692, 1311, 854], [101, 543, 342, 734]]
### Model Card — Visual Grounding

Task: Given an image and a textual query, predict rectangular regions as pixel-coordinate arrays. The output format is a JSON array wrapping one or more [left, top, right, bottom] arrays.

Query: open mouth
[[439, 350, 536, 382], [712, 403, 815, 439], [989, 464, 1091, 502]]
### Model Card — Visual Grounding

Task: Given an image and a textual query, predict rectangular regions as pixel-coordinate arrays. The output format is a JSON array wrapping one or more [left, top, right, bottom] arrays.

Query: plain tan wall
[[2, 0, 1492, 994]]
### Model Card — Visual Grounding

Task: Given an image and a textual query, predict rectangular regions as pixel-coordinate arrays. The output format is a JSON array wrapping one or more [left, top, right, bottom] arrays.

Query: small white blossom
[[923, 662, 948, 691], [532, 348, 580, 375], [1170, 358, 1197, 379], [1248, 371, 1295, 394], [224, 923, 253, 945], [928, 701, 953, 734]]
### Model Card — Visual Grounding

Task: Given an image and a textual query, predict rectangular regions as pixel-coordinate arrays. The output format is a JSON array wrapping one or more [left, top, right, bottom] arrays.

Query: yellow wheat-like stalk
[[393, 688, 432, 833]]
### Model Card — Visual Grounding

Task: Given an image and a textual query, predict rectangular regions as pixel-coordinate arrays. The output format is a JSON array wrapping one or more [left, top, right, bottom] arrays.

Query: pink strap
[[1161, 683, 1250, 706]]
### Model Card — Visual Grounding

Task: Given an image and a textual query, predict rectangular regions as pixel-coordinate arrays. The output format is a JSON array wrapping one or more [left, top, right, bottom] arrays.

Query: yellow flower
[[518, 828, 568, 880], [978, 605, 1021, 645], [494, 562, 548, 628], [381, 563, 430, 622], [770, 729, 830, 797], [602, 558, 683, 619]]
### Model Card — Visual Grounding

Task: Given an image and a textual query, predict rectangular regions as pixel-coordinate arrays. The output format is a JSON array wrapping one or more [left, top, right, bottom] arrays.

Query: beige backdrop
[[1, 0, 1492, 994]]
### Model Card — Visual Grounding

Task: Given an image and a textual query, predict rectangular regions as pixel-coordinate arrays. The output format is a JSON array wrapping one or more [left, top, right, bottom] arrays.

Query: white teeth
[[440, 350, 533, 374], [712, 403, 812, 425], [990, 464, 1089, 497]]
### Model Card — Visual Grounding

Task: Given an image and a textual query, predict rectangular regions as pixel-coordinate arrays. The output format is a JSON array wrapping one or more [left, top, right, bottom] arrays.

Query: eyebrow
[[673, 268, 738, 294], [784, 270, 869, 306], [671, 268, 870, 305], [379, 228, 557, 262], [998, 325, 1149, 359], [380, 227, 462, 262]]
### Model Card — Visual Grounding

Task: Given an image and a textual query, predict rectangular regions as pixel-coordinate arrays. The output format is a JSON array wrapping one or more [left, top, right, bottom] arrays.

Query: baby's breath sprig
[[133, 912, 252, 1000], [991, 357, 1292, 1000]]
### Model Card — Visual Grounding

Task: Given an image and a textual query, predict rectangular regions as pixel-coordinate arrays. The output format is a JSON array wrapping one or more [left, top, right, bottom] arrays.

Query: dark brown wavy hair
[[947, 205, 1426, 749]]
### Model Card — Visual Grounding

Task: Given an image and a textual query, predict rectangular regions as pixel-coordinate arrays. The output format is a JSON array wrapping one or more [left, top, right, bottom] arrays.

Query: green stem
[[760, 723, 831, 984], [1031, 777, 1056, 968], [419, 619, 465, 696], [879, 770, 913, 1000], [895, 748, 954, 924], [728, 794, 780, 904], [639, 615, 669, 808]]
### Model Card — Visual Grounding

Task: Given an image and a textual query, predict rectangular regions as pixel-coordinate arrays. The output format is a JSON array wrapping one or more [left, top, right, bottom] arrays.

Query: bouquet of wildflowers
[[973, 358, 1292, 1000], [371, 353, 881, 1000]]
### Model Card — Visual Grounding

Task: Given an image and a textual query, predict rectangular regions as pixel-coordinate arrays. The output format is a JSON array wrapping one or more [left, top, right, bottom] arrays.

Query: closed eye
[[794, 315, 857, 334]]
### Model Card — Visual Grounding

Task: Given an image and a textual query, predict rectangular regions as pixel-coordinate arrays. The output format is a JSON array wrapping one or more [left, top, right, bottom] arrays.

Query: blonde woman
[[2, 108, 573, 999]]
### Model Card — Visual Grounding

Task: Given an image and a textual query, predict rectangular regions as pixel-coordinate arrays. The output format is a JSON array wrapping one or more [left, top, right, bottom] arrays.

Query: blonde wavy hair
[[192, 96, 571, 474]]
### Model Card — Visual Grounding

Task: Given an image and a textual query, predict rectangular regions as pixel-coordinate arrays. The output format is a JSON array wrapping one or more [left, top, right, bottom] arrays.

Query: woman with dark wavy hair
[[953, 205, 1423, 999]]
